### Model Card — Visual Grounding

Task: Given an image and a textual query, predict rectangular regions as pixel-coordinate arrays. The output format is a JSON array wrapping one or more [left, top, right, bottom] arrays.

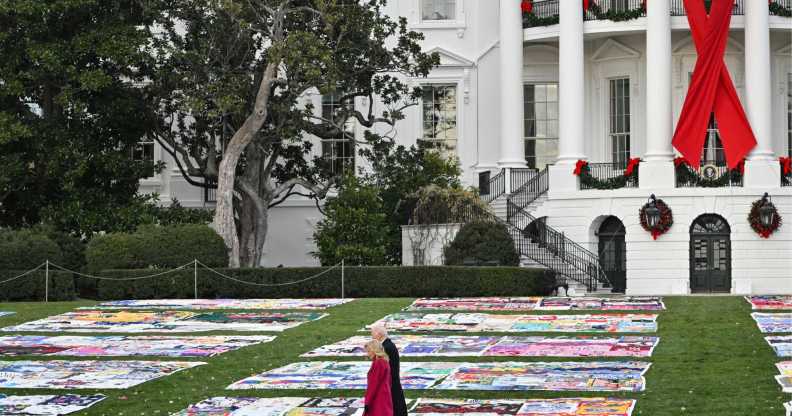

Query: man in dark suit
[[371, 323, 407, 416]]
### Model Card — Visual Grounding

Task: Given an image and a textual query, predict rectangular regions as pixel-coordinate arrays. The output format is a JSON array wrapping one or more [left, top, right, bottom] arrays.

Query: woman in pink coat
[[363, 339, 393, 416]]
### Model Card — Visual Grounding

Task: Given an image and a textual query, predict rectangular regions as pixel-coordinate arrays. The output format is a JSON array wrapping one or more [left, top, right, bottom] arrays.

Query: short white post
[[44, 260, 49, 303], [194, 259, 198, 300], [341, 260, 345, 300]]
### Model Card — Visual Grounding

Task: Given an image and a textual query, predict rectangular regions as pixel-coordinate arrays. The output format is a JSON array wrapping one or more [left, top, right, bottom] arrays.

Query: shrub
[[444, 221, 520, 266], [0, 271, 75, 301], [0, 229, 63, 270], [86, 224, 228, 271], [88, 266, 557, 300]]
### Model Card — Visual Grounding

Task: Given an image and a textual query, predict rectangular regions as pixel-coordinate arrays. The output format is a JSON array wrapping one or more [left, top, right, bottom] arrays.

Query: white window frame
[[320, 93, 356, 175], [418, 82, 460, 157], [411, 0, 465, 30], [608, 77, 631, 168], [787, 73, 792, 157], [523, 82, 559, 170]]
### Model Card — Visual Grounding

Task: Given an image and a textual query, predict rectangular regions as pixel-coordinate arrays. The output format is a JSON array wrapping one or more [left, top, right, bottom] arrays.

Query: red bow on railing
[[573, 160, 588, 176], [672, 0, 757, 170], [624, 158, 641, 177], [521, 0, 533, 13], [674, 156, 688, 167], [781, 157, 792, 175]]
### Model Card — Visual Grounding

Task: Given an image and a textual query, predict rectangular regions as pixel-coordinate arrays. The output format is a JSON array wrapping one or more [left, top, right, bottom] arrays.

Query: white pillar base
[[638, 160, 676, 190], [743, 159, 781, 189], [549, 164, 579, 192]]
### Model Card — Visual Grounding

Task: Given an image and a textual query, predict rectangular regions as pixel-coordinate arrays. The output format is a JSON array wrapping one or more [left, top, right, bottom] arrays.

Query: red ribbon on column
[[671, 0, 757, 170]]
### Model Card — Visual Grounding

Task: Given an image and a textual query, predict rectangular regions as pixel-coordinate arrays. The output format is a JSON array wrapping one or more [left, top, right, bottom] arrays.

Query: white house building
[[141, 0, 792, 296]]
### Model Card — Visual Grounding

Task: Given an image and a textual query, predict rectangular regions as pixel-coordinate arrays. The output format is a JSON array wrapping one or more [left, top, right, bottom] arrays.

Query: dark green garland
[[770, 2, 792, 17], [523, 12, 559, 28], [587, 3, 646, 22], [675, 163, 742, 188], [579, 164, 638, 190]]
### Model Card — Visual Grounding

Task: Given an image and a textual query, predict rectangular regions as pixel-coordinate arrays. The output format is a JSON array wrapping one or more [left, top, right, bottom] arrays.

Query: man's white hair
[[371, 323, 388, 338]]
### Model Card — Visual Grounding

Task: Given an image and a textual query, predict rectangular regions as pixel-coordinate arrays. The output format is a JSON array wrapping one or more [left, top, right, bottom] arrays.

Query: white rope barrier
[[0, 262, 46, 285], [48, 261, 195, 281], [195, 259, 344, 287]]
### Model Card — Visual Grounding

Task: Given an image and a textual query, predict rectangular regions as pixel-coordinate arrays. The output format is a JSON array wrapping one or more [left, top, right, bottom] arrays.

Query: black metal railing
[[523, 0, 560, 28], [671, 0, 744, 16], [510, 167, 550, 210], [585, 0, 646, 21], [675, 164, 743, 188], [507, 200, 610, 292], [580, 162, 639, 190], [479, 169, 506, 204], [510, 168, 538, 193], [770, 0, 792, 16], [204, 184, 217, 203], [782, 172, 792, 187]]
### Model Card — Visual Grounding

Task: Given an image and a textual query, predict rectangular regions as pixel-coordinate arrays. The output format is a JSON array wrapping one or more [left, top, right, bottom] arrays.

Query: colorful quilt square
[[0, 360, 204, 389], [410, 398, 636, 416], [172, 397, 310, 416], [368, 313, 657, 333], [86, 299, 353, 311], [751, 313, 792, 333], [226, 361, 458, 390], [536, 297, 665, 311], [0, 335, 275, 357], [764, 336, 792, 357], [433, 361, 651, 392], [406, 298, 541, 311], [405, 297, 665, 312], [0, 312, 14, 318], [776, 362, 792, 393], [1, 310, 325, 333], [746, 296, 792, 310], [0, 394, 106, 415]]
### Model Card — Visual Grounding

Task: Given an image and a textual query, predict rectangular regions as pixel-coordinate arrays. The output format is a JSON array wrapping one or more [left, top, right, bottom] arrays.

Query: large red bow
[[672, 0, 757, 170], [781, 157, 792, 175], [573, 160, 588, 176], [521, 0, 533, 13], [624, 158, 641, 177]]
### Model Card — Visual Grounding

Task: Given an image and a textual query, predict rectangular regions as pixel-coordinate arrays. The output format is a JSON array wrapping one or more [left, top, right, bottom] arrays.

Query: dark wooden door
[[690, 215, 731, 293], [598, 217, 626, 293]]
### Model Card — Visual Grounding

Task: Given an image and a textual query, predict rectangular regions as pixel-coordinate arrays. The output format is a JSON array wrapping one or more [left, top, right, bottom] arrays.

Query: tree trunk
[[213, 63, 277, 267]]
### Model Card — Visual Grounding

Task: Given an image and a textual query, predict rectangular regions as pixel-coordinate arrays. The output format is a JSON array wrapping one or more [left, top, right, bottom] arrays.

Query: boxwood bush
[[444, 221, 520, 266], [86, 224, 228, 271], [0, 229, 63, 270], [90, 266, 557, 300]]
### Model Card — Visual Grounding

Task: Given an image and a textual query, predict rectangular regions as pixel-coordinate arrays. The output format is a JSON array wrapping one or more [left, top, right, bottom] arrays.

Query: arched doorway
[[690, 214, 732, 293], [597, 216, 626, 293]]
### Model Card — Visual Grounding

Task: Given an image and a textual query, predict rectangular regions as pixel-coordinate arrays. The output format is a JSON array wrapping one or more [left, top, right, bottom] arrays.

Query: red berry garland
[[749, 199, 782, 239], [640, 199, 673, 240]]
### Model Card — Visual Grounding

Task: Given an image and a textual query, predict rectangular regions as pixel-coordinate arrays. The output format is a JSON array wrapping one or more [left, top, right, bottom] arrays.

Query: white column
[[498, 0, 527, 171], [743, 0, 779, 188], [549, 0, 585, 192], [640, 0, 675, 189]]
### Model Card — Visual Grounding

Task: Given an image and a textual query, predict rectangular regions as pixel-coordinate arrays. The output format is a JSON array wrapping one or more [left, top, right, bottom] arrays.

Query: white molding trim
[[591, 39, 642, 62], [426, 46, 475, 67]]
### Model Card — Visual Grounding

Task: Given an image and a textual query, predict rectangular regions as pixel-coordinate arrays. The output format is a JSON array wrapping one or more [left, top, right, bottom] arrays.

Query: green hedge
[[0, 270, 76, 301], [86, 224, 228, 271], [0, 229, 64, 270], [89, 266, 557, 300]]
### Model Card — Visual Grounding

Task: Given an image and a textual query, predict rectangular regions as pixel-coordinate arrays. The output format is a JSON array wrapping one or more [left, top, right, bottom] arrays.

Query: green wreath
[[748, 198, 782, 239], [522, 12, 559, 28], [674, 159, 743, 188], [587, 3, 646, 22], [575, 159, 640, 190], [770, 1, 792, 17]]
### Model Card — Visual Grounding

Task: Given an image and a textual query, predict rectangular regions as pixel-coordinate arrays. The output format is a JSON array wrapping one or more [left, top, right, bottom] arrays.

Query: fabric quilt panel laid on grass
[[226, 361, 458, 390], [0, 312, 14, 318], [406, 297, 664, 312], [746, 296, 792, 310], [368, 313, 658, 333], [172, 397, 377, 416], [1, 310, 326, 333], [410, 398, 636, 415], [776, 361, 792, 393], [0, 335, 275, 357], [0, 394, 106, 415], [785, 401, 791, 416], [85, 298, 354, 311], [0, 360, 204, 389], [302, 335, 659, 358], [433, 361, 651, 392], [751, 313, 792, 333], [765, 336, 792, 357]]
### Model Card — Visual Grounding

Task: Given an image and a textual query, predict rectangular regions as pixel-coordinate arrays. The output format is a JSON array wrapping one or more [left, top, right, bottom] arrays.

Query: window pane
[[523, 82, 559, 166], [422, 0, 455, 20], [609, 78, 631, 164], [420, 85, 458, 156]]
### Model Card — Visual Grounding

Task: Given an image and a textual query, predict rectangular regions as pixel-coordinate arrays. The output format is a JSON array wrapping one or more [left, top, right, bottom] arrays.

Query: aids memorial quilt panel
[[0, 360, 204, 389], [1, 310, 326, 333], [765, 336, 792, 357], [226, 361, 458, 390], [368, 313, 657, 333], [751, 313, 792, 333], [302, 335, 658, 358], [776, 362, 792, 393], [746, 296, 792, 310], [406, 298, 541, 312], [410, 398, 636, 416], [433, 361, 651, 392], [785, 401, 791, 416], [87, 299, 353, 311], [0, 312, 14, 318], [0, 394, 106, 415], [0, 335, 275, 357], [171, 397, 310, 416], [535, 297, 666, 311]]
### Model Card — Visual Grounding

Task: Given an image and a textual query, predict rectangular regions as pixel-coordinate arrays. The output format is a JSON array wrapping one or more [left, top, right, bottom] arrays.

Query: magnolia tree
[[146, 0, 438, 267]]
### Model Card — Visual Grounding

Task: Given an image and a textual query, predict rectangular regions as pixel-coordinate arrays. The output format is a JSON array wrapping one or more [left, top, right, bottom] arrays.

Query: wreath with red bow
[[749, 198, 782, 239], [640, 198, 673, 240], [573, 159, 640, 190]]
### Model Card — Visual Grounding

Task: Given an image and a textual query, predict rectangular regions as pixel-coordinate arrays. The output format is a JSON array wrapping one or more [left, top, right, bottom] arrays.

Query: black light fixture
[[759, 192, 775, 228], [645, 194, 661, 229]]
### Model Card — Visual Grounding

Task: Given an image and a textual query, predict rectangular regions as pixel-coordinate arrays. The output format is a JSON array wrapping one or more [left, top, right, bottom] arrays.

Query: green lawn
[[0, 297, 788, 415]]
